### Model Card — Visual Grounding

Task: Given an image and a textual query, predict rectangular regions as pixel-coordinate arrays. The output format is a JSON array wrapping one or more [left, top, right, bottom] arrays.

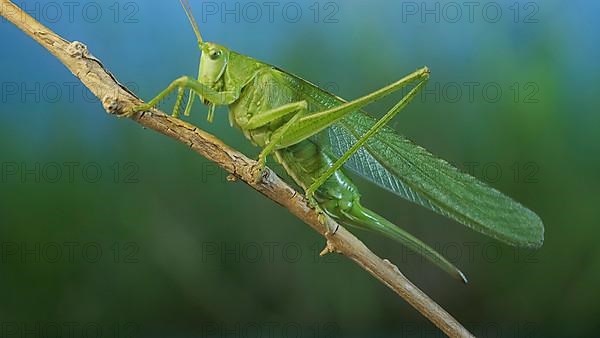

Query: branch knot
[[102, 95, 122, 115], [67, 41, 89, 58]]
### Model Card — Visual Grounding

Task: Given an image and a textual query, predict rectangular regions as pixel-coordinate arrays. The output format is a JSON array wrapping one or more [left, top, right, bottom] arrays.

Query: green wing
[[327, 111, 544, 248], [272, 67, 544, 248]]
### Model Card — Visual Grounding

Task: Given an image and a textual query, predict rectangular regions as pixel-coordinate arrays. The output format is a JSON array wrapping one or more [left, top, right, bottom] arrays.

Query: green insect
[[134, 1, 544, 282]]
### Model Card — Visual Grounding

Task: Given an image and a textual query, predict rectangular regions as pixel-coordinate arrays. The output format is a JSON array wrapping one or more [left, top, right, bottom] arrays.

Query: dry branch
[[0, 1, 474, 337]]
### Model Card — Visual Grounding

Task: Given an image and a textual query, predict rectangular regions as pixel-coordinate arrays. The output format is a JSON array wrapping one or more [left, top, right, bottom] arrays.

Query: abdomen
[[274, 140, 362, 219]]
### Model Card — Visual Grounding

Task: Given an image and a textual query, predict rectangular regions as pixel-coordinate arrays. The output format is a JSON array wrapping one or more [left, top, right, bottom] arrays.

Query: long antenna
[[179, 0, 203, 44]]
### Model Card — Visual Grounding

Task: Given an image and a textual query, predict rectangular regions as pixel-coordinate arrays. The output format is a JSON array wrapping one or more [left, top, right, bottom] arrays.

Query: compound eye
[[209, 50, 222, 60]]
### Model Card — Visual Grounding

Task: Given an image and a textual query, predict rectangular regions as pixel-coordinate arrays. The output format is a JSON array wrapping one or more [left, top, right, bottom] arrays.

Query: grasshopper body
[[134, 2, 544, 282]]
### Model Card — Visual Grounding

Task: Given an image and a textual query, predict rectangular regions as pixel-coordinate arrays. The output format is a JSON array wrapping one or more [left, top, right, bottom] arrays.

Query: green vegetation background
[[1, 0, 598, 336]]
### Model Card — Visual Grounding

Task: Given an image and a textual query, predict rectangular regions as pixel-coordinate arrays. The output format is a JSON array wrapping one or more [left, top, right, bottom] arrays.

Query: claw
[[250, 158, 266, 184], [305, 189, 317, 206], [305, 190, 321, 214], [131, 104, 151, 113], [303, 191, 337, 234]]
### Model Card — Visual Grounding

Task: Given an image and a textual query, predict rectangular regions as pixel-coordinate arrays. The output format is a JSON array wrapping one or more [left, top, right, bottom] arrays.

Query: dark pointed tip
[[458, 271, 468, 284]]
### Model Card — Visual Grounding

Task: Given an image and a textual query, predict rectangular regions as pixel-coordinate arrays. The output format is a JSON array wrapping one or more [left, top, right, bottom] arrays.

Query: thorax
[[228, 67, 308, 147]]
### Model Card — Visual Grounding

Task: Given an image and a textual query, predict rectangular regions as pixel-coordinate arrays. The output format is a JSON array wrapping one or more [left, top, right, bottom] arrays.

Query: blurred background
[[1, 0, 598, 337]]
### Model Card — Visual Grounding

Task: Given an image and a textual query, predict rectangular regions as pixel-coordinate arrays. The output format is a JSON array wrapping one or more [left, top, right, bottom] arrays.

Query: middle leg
[[243, 101, 309, 182]]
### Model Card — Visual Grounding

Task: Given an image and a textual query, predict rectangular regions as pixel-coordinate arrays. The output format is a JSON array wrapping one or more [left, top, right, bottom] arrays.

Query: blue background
[[1, 0, 599, 336]]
